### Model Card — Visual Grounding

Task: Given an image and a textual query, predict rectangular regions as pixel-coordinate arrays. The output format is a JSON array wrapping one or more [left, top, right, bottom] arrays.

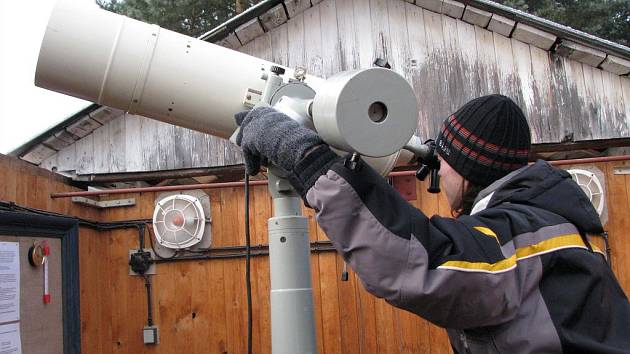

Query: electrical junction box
[[143, 326, 159, 344], [128, 249, 157, 276]]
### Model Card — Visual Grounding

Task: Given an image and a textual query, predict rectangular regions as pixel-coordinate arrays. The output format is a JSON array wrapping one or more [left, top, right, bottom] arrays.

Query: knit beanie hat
[[435, 94, 531, 188]]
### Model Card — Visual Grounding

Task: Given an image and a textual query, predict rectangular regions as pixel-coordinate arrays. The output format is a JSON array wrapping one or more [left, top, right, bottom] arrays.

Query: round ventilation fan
[[568, 168, 605, 217], [152, 194, 206, 249]]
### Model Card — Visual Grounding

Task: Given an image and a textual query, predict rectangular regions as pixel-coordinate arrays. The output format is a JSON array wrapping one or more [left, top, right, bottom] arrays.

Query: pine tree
[[96, 0, 258, 38], [98, 0, 629, 46], [497, 0, 629, 46]]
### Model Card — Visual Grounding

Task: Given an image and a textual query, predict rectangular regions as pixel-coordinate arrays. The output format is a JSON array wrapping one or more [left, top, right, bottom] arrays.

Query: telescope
[[35, 1, 437, 352]]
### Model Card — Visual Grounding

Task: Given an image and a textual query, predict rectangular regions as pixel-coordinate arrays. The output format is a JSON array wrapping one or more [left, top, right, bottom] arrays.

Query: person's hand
[[233, 105, 324, 175]]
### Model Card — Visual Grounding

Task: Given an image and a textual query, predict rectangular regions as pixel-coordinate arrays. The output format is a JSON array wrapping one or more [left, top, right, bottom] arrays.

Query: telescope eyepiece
[[270, 66, 286, 75], [414, 140, 441, 194]]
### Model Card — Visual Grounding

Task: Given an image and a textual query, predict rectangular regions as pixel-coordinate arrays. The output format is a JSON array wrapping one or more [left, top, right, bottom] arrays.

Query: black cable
[[151, 244, 338, 263], [146, 224, 178, 260], [138, 225, 145, 250], [1, 200, 162, 334], [143, 274, 154, 327], [244, 172, 253, 354], [0, 199, 149, 230], [1, 198, 336, 255], [601, 231, 612, 267]]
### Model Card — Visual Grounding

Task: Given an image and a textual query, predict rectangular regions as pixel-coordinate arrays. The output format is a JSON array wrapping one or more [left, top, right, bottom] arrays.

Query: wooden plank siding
[[2, 154, 630, 353], [41, 112, 244, 175], [38, 0, 630, 176]]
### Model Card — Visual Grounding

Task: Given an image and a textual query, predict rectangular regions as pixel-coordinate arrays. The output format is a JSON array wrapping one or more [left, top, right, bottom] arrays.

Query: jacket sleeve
[[289, 147, 523, 329]]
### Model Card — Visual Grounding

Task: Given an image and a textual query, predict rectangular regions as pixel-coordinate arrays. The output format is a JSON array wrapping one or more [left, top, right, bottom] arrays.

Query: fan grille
[[153, 194, 206, 249], [568, 169, 605, 217]]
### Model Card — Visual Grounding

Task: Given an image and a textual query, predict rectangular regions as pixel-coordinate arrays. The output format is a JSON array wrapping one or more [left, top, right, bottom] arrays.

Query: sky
[[0, 0, 92, 154]]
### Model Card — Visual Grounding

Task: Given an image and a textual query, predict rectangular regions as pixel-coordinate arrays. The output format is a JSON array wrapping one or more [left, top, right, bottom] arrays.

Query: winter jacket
[[289, 146, 630, 354]]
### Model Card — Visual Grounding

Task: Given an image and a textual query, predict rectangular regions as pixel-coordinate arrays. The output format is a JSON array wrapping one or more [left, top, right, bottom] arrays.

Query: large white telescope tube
[[36, 0, 420, 170], [35, 0, 324, 139]]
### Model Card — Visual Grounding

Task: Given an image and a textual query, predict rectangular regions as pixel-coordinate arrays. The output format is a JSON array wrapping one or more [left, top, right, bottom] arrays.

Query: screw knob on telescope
[[270, 66, 286, 75], [373, 58, 391, 69]]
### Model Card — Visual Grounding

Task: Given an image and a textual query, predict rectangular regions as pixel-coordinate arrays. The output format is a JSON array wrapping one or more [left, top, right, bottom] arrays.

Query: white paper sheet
[[0, 323, 21, 354], [0, 243, 19, 324]]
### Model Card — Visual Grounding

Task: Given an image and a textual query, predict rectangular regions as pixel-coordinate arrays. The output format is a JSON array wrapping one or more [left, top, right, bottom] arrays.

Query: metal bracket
[[243, 88, 262, 108], [613, 166, 630, 175], [71, 196, 136, 209]]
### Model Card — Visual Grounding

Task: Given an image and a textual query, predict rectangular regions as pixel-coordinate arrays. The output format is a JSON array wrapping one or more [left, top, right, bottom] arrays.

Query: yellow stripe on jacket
[[438, 234, 588, 273]]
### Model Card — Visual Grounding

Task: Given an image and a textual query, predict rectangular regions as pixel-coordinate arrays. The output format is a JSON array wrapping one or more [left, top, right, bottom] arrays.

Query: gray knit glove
[[234, 106, 324, 175]]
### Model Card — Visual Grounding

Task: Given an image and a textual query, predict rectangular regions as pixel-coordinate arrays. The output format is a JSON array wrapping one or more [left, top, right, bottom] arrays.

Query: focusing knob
[[373, 58, 391, 69], [270, 66, 286, 75]]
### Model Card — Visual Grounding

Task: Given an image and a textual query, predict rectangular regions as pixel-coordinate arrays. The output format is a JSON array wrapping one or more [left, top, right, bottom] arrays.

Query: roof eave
[[199, 0, 284, 43], [467, 0, 630, 60], [9, 103, 101, 158]]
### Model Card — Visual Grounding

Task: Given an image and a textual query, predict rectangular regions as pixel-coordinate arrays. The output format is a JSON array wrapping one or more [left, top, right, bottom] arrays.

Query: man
[[234, 94, 630, 353]]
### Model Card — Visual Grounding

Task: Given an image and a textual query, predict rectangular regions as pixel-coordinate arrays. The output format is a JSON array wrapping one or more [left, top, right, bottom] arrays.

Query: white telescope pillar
[[267, 173, 317, 354]]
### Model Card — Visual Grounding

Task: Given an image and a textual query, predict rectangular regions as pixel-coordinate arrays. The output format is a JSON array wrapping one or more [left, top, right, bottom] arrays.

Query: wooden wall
[[2, 154, 630, 353], [39, 113, 244, 175], [0, 154, 99, 221], [237, 0, 630, 144], [39, 0, 630, 176], [0, 154, 102, 350], [82, 180, 456, 354]]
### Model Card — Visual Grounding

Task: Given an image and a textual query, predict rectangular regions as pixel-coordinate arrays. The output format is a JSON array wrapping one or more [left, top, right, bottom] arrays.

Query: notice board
[[0, 236, 63, 354], [0, 210, 81, 354]]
